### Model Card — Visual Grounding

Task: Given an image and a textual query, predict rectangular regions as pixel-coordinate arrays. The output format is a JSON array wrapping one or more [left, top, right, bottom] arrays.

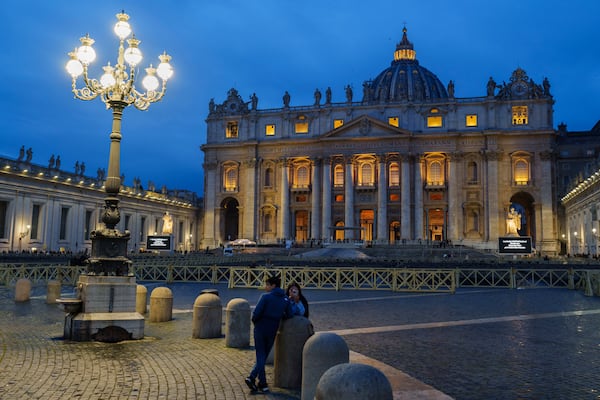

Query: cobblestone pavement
[[1, 283, 600, 399]]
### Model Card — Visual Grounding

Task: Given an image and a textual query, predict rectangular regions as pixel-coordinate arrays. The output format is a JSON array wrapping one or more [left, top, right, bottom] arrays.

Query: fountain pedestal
[[60, 275, 144, 342]]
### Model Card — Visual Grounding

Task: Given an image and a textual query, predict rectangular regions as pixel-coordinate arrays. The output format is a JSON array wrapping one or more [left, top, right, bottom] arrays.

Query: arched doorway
[[221, 198, 239, 243], [508, 192, 535, 242]]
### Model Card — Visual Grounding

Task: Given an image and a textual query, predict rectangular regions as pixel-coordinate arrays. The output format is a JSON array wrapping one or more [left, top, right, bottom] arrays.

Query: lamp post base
[[60, 275, 144, 342]]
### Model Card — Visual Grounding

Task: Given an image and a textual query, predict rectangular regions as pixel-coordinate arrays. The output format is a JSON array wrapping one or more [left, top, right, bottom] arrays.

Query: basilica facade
[[201, 29, 559, 254]]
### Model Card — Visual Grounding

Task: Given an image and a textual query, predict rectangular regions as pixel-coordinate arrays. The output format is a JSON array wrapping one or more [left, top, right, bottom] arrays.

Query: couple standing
[[245, 277, 309, 393]]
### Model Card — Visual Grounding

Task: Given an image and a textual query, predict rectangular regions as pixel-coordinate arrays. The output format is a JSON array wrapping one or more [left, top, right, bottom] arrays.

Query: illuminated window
[[389, 163, 400, 186], [466, 114, 478, 127], [514, 159, 529, 185], [389, 193, 400, 201], [295, 115, 309, 134], [333, 119, 344, 129], [388, 117, 399, 127], [265, 124, 275, 136], [334, 164, 344, 187], [427, 160, 445, 185], [427, 116, 443, 127], [226, 121, 238, 138], [224, 166, 238, 191], [512, 106, 528, 125], [295, 165, 309, 187], [359, 163, 374, 186], [335, 194, 344, 202]]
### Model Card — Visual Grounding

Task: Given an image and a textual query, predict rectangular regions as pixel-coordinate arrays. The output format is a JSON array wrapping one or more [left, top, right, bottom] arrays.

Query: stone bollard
[[192, 292, 222, 338], [274, 316, 314, 389], [136, 285, 148, 315], [315, 363, 393, 400], [149, 287, 173, 322], [225, 298, 250, 348], [46, 280, 61, 304], [15, 278, 31, 302], [301, 332, 349, 400]]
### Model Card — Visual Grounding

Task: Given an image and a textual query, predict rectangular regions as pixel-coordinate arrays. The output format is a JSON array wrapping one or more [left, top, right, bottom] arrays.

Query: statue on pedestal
[[505, 207, 521, 237]]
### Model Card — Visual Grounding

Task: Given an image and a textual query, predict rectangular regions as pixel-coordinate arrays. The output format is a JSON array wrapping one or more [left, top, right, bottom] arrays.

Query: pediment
[[321, 115, 410, 138]]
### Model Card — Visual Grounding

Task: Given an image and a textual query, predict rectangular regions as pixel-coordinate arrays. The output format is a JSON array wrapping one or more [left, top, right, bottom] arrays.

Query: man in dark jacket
[[245, 275, 290, 393]]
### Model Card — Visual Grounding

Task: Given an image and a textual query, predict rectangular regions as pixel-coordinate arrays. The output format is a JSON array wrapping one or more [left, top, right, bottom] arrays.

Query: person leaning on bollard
[[286, 282, 309, 318], [245, 275, 292, 394]]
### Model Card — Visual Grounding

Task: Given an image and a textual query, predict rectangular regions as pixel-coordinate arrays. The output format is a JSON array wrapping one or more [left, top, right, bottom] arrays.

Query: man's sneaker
[[245, 377, 258, 392], [257, 383, 270, 393]]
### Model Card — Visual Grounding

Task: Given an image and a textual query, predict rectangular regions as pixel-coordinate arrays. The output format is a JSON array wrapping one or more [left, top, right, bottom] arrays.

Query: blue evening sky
[[0, 0, 598, 195]]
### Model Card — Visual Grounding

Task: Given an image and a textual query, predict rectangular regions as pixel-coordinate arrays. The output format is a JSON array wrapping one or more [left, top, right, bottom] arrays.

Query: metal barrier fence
[[0, 264, 596, 296]]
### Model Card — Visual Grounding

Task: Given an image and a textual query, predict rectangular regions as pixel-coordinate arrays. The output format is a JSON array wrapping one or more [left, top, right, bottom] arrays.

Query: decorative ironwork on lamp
[[66, 12, 173, 275]]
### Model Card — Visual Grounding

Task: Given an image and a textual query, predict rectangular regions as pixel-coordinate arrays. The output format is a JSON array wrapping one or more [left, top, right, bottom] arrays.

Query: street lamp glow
[[76, 34, 96, 65], [114, 12, 132, 39], [124, 37, 143, 66], [156, 52, 174, 80], [66, 11, 172, 276], [142, 66, 159, 91], [66, 51, 83, 77]]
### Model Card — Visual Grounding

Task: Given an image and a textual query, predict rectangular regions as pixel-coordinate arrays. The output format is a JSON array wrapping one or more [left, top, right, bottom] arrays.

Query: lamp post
[[66, 12, 173, 275]]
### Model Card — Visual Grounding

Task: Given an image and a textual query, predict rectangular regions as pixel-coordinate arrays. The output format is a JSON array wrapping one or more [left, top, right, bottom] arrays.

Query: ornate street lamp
[[66, 12, 173, 275]]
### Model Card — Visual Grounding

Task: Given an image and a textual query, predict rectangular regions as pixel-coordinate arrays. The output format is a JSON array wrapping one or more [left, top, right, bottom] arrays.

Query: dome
[[362, 28, 448, 104]]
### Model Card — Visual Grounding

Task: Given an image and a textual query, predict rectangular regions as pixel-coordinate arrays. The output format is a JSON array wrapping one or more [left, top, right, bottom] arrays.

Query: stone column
[[280, 159, 290, 240], [538, 151, 557, 253], [447, 152, 462, 241], [485, 151, 502, 240], [311, 158, 322, 240], [242, 159, 257, 240], [344, 158, 354, 239], [322, 160, 332, 240], [202, 161, 217, 247], [376, 155, 387, 243], [414, 155, 424, 240], [401, 156, 411, 239]]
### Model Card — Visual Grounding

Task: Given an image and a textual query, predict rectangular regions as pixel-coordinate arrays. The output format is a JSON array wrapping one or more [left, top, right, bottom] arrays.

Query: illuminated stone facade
[[0, 155, 200, 254], [201, 29, 559, 254]]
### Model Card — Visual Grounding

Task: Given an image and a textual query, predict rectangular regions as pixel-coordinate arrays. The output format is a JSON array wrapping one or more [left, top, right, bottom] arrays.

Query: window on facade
[[427, 116, 443, 128], [265, 124, 275, 136], [154, 218, 159, 235], [226, 121, 239, 138], [467, 161, 478, 183], [178, 221, 184, 244], [466, 114, 478, 127], [428, 161, 443, 185], [295, 115, 309, 134], [0, 201, 7, 239], [389, 193, 400, 201], [388, 117, 399, 127], [30, 204, 41, 239], [359, 163, 374, 186], [334, 165, 344, 187], [224, 166, 238, 191], [124, 215, 130, 232], [514, 159, 529, 185], [59, 207, 69, 240], [295, 166, 309, 187], [512, 106, 528, 125], [427, 160, 444, 186], [389, 163, 400, 186], [333, 119, 344, 129], [85, 210, 92, 240], [264, 214, 272, 232], [264, 167, 274, 188], [335, 194, 344, 202]]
